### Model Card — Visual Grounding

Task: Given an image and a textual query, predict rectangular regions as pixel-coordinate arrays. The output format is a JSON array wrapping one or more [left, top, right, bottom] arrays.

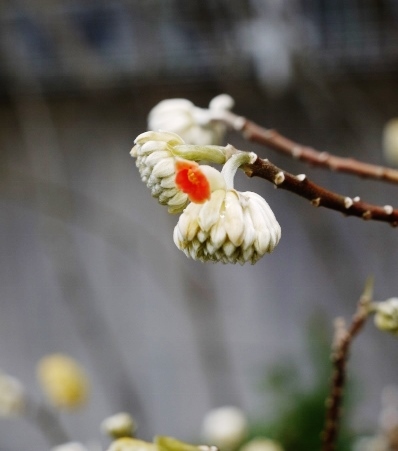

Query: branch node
[[311, 197, 321, 207], [292, 146, 303, 158], [384, 205, 393, 215], [344, 197, 353, 209], [273, 171, 285, 185], [319, 151, 330, 162], [362, 210, 372, 220], [296, 173, 307, 182]]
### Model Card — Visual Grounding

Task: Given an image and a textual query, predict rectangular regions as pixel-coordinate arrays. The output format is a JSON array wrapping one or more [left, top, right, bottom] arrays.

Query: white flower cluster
[[130, 98, 281, 264], [148, 94, 234, 146], [174, 186, 280, 264]]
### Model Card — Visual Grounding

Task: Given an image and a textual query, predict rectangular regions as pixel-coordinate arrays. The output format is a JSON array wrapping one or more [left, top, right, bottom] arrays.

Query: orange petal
[[175, 160, 211, 203]]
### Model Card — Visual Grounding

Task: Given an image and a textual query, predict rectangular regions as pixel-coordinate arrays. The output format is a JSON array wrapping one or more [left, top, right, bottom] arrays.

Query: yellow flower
[[106, 438, 155, 451], [36, 354, 89, 410]]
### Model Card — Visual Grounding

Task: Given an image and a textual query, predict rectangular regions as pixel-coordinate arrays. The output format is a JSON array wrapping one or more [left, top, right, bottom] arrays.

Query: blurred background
[[1, 0, 398, 449]]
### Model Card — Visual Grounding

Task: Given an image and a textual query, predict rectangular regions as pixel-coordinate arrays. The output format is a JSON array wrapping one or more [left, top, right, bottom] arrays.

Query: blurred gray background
[[1, 0, 398, 449]]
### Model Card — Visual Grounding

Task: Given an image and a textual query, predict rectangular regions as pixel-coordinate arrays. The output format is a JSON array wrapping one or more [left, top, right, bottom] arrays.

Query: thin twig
[[243, 157, 398, 226], [321, 279, 373, 451], [216, 112, 398, 185]]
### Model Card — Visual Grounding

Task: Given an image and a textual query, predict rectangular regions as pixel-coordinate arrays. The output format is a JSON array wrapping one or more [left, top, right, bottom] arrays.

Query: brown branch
[[218, 112, 398, 185], [321, 281, 372, 451], [244, 157, 398, 226]]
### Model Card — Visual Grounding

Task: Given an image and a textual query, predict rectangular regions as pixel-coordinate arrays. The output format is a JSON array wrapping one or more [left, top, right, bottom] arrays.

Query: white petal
[[224, 191, 245, 246], [144, 150, 171, 168], [177, 205, 201, 241], [160, 174, 177, 189], [167, 190, 188, 206], [209, 217, 227, 250], [241, 205, 256, 250], [140, 140, 169, 155], [135, 130, 185, 146], [222, 240, 237, 257], [152, 158, 175, 178], [198, 190, 225, 232]]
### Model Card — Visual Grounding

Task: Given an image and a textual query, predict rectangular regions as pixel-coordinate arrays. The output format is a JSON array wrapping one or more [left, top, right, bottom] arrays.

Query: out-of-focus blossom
[[373, 298, 398, 336], [352, 435, 389, 451], [148, 95, 234, 146], [131, 131, 228, 214], [51, 443, 90, 451], [201, 406, 248, 450], [106, 438, 155, 451], [156, 436, 205, 451], [0, 371, 25, 417], [173, 154, 281, 264], [36, 354, 89, 410], [382, 118, 398, 166], [240, 438, 284, 451], [101, 412, 136, 439]]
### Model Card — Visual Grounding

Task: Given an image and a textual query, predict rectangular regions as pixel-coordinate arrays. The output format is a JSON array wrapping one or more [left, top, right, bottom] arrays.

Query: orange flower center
[[175, 160, 211, 203]]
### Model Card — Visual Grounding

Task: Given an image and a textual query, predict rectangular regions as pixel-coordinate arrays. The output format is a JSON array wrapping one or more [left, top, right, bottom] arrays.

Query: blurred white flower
[[51, 443, 89, 451], [240, 438, 284, 451], [173, 154, 281, 264], [101, 412, 136, 439], [201, 406, 248, 450], [148, 94, 234, 145], [131, 131, 228, 214], [352, 435, 389, 451], [373, 298, 398, 335], [0, 371, 25, 417], [382, 118, 398, 166]]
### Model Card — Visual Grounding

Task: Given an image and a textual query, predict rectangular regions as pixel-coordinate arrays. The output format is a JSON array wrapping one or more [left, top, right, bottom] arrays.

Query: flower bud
[[201, 406, 247, 450], [36, 354, 89, 410], [148, 95, 234, 146], [131, 131, 227, 214], [374, 298, 398, 335], [0, 371, 25, 417], [101, 412, 136, 439]]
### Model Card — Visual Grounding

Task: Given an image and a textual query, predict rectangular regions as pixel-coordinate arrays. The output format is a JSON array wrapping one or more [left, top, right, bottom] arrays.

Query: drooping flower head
[[173, 152, 281, 264], [131, 131, 228, 214]]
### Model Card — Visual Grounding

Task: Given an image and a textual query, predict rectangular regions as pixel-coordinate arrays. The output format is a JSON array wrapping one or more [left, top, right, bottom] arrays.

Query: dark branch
[[244, 157, 398, 226], [321, 284, 372, 451], [218, 112, 398, 185]]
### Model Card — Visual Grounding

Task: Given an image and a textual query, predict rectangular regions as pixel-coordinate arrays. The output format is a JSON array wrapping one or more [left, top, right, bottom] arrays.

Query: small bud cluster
[[130, 98, 282, 264]]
